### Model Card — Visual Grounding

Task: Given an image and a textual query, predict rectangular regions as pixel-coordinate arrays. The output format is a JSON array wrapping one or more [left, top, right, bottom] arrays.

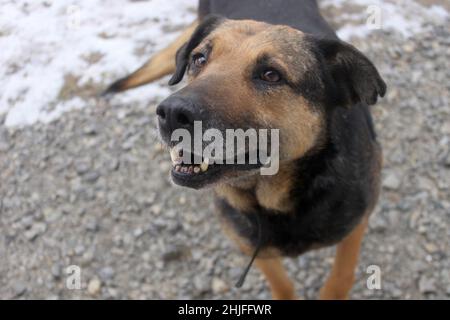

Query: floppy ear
[[168, 15, 224, 85], [316, 38, 386, 107]]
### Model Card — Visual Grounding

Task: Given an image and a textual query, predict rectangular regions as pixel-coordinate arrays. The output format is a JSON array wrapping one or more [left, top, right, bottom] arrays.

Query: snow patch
[[0, 0, 447, 127]]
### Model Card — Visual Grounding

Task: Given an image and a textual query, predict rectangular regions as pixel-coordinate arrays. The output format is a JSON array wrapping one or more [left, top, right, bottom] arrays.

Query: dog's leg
[[319, 216, 369, 300], [104, 21, 198, 94], [255, 257, 297, 300]]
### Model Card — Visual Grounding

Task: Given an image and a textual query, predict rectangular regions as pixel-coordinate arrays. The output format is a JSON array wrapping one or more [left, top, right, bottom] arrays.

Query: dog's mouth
[[168, 147, 261, 189]]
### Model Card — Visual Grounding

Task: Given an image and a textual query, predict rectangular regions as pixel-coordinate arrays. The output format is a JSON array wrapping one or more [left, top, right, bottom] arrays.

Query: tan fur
[[187, 20, 325, 167], [215, 182, 257, 212], [255, 162, 296, 212], [214, 162, 301, 214], [319, 215, 369, 300], [183, 21, 325, 215], [255, 257, 297, 300]]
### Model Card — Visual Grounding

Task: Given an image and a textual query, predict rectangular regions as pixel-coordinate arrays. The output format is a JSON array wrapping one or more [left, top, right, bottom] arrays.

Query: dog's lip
[[170, 161, 262, 189], [169, 159, 262, 190]]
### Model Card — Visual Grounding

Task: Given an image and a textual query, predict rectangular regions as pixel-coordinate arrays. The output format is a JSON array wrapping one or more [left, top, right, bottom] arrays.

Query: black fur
[[200, 0, 337, 39], [168, 15, 224, 85], [315, 38, 387, 108], [218, 105, 380, 256]]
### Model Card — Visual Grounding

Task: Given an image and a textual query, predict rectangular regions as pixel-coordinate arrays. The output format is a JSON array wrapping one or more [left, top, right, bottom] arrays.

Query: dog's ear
[[169, 15, 224, 85], [316, 38, 386, 107]]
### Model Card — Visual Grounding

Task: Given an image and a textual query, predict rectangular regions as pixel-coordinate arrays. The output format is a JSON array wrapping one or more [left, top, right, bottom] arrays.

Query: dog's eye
[[260, 69, 281, 83], [193, 53, 207, 68]]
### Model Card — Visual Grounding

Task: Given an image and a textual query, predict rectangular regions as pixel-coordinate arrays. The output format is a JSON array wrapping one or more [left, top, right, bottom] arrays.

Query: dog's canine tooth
[[170, 147, 182, 165], [200, 158, 209, 172]]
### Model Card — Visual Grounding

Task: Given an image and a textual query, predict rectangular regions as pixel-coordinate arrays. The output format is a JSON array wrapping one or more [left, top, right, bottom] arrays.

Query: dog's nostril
[[176, 113, 190, 126]]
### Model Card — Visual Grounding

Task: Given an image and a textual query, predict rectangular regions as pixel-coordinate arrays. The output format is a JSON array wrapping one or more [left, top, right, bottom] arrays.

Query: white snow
[[321, 0, 448, 40], [0, 0, 447, 127], [0, 0, 195, 127]]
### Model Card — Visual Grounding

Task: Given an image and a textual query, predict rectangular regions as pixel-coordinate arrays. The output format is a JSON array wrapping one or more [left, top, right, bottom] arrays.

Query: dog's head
[[157, 16, 386, 189]]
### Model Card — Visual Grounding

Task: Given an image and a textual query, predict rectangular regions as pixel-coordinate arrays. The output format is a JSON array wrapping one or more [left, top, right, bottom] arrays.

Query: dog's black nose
[[156, 96, 198, 135]]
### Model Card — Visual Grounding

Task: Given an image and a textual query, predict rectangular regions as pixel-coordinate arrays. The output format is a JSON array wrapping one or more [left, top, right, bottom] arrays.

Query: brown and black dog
[[105, 0, 386, 300]]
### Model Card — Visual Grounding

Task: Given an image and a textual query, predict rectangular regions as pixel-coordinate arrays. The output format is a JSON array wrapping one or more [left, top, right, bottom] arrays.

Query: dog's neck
[[214, 161, 297, 213]]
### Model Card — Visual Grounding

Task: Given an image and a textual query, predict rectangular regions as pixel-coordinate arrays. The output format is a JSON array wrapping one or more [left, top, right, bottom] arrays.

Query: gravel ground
[[1, 5, 449, 299]]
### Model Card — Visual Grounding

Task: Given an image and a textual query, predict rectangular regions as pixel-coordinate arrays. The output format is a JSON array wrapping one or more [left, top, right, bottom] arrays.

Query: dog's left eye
[[260, 69, 281, 83], [193, 53, 207, 68]]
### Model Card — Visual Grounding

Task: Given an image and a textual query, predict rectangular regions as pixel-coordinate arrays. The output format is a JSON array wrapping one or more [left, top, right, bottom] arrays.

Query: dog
[[104, 0, 386, 300]]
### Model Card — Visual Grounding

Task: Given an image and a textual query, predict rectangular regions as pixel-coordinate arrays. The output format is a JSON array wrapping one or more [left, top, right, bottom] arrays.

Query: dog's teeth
[[170, 147, 182, 165], [188, 166, 193, 174], [193, 166, 200, 174], [175, 165, 181, 172], [200, 158, 209, 172]]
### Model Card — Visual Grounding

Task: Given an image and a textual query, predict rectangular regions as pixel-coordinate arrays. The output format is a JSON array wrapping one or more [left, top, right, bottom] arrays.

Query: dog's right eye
[[192, 53, 207, 68], [260, 69, 281, 83]]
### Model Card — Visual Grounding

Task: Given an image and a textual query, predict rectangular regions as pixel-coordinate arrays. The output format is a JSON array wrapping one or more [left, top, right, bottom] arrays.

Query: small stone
[[162, 245, 185, 262], [43, 207, 62, 223], [383, 173, 401, 190], [403, 43, 415, 53], [151, 204, 161, 215], [137, 193, 156, 207], [85, 217, 99, 232], [24, 222, 47, 241], [370, 216, 388, 232], [141, 252, 151, 262], [108, 288, 119, 298], [194, 277, 210, 296], [443, 151, 450, 168], [122, 139, 135, 151], [418, 276, 436, 294], [390, 287, 402, 299], [12, 281, 27, 297], [74, 245, 85, 255], [83, 123, 98, 135], [81, 249, 95, 265], [74, 160, 91, 175], [99, 267, 115, 281], [0, 140, 10, 152], [20, 215, 34, 229], [211, 277, 229, 294], [108, 158, 120, 171], [133, 228, 143, 238], [424, 242, 438, 253], [51, 263, 61, 279], [84, 170, 100, 183], [0, 130, 11, 152], [87, 278, 102, 296]]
